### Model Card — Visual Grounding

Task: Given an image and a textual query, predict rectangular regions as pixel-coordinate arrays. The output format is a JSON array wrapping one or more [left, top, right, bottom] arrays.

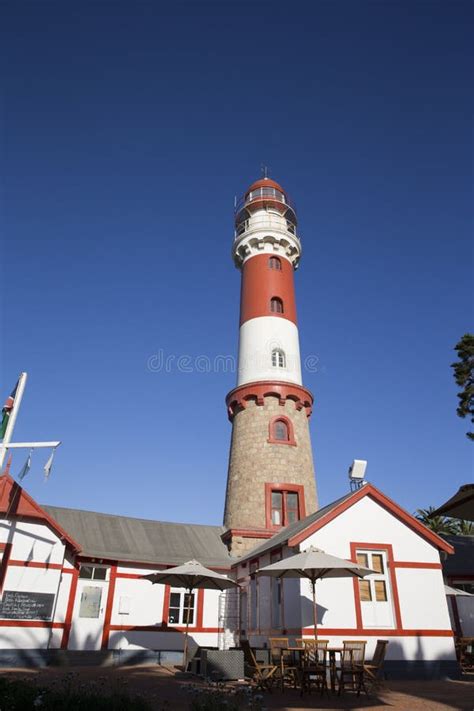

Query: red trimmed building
[[0, 177, 460, 676]]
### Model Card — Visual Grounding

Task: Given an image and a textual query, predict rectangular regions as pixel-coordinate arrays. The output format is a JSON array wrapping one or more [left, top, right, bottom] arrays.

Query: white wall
[[0, 519, 68, 650], [106, 566, 222, 651], [202, 588, 221, 628], [396, 569, 450, 630], [0, 519, 66, 565], [112, 578, 165, 627], [108, 629, 219, 653]]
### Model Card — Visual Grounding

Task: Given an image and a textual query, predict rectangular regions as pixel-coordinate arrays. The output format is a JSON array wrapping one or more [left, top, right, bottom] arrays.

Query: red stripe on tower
[[240, 254, 297, 326]]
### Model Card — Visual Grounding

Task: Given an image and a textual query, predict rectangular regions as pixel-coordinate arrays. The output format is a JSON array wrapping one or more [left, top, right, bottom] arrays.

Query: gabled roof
[[236, 483, 454, 565], [0, 474, 81, 553], [42, 504, 234, 569], [286, 484, 454, 554]]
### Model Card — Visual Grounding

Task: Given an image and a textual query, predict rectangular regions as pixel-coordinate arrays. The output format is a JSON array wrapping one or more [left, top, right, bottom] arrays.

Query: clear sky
[[2, 1, 472, 526]]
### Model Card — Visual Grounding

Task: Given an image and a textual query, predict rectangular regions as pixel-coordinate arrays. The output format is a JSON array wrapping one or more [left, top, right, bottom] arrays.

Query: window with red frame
[[271, 490, 300, 526], [270, 297, 284, 313], [268, 417, 295, 446]]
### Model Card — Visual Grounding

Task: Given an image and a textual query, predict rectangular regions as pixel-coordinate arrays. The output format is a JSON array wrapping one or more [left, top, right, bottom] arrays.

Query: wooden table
[[281, 645, 352, 694]]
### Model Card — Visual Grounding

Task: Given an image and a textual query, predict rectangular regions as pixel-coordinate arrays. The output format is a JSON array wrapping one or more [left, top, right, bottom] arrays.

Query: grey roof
[[238, 490, 357, 563], [42, 505, 234, 569], [441, 535, 474, 576]]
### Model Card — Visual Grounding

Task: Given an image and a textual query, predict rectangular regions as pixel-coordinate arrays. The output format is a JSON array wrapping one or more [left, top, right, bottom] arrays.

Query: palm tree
[[453, 519, 474, 535], [414, 507, 458, 535]]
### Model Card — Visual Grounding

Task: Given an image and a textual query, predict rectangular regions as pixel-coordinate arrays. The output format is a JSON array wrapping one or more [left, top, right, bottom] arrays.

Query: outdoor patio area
[[1, 664, 472, 710]]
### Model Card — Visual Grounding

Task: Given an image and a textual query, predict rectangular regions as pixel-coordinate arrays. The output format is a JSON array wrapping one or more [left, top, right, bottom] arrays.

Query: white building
[[0, 472, 458, 677]]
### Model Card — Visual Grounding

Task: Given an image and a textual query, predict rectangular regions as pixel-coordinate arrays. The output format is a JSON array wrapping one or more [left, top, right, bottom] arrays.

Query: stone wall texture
[[223, 395, 318, 535]]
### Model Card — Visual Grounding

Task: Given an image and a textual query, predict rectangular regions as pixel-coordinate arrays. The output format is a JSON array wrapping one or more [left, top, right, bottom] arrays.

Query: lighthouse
[[223, 177, 318, 555]]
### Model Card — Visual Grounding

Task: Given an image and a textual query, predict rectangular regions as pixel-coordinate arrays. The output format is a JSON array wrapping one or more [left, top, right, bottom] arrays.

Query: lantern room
[[234, 177, 298, 238]]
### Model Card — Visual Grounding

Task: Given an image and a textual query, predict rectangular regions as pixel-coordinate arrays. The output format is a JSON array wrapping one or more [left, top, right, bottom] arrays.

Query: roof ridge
[[42, 504, 225, 531]]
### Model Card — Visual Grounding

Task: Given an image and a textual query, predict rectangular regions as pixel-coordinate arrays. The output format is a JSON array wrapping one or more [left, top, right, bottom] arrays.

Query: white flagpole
[[0, 372, 28, 471], [7, 442, 61, 449]]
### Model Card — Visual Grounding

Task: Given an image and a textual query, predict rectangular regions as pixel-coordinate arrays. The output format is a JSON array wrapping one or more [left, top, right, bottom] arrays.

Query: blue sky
[[2, 1, 472, 525]]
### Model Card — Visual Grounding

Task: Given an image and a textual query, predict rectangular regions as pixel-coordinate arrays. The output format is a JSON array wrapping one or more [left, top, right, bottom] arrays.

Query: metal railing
[[235, 186, 297, 215], [234, 213, 299, 239]]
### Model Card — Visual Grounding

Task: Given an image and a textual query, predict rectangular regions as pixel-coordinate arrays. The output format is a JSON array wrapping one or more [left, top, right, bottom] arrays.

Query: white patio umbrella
[[143, 559, 238, 669], [257, 546, 374, 639]]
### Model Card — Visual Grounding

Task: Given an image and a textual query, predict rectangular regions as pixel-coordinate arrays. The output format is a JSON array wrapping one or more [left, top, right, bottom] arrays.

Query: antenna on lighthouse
[[349, 459, 368, 491], [260, 163, 269, 179]]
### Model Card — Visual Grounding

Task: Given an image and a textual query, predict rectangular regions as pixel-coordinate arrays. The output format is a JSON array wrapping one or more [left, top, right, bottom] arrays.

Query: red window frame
[[265, 483, 306, 529], [269, 256, 282, 271], [350, 542, 403, 632]]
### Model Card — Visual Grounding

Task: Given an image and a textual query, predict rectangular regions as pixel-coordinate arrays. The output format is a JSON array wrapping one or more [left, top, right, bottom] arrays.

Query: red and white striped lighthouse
[[223, 177, 318, 556]]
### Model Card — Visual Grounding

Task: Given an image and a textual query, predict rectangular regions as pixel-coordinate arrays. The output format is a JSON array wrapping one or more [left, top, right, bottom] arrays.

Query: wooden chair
[[269, 637, 297, 691], [338, 640, 367, 696], [300, 640, 329, 697], [241, 640, 278, 692], [363, 640, 389, 691], [457, 637, 474, 674]]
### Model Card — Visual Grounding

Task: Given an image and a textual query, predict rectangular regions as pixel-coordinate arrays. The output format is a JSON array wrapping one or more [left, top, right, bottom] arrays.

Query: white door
[[356, 551, 394, 628], [69, 566, 109, 650]]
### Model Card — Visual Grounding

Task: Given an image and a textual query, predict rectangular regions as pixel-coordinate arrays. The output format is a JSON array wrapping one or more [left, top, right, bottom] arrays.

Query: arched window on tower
[[269, 256, 282, 271], [274, 419, 289, 441], [270, 297, 284, 314], [268, 416, 296, 446], [271, 348, 286, 368]]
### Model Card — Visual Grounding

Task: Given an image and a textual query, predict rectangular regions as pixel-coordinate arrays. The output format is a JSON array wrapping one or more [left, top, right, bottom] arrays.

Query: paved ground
[[1, 665, 473, 710]]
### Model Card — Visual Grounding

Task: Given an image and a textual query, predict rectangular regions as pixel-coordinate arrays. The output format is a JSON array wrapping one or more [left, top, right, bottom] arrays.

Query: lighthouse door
[[69, 566, 110, 650]]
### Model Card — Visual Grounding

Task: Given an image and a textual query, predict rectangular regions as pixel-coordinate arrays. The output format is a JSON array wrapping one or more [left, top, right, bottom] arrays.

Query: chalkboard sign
[[0, 591, 55, 620]]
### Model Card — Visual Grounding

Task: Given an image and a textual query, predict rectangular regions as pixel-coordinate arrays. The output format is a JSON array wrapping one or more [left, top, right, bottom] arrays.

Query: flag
[[18, 451, 32, 481], [0, 379, 19, 440], [44, 449, 55, 480]]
